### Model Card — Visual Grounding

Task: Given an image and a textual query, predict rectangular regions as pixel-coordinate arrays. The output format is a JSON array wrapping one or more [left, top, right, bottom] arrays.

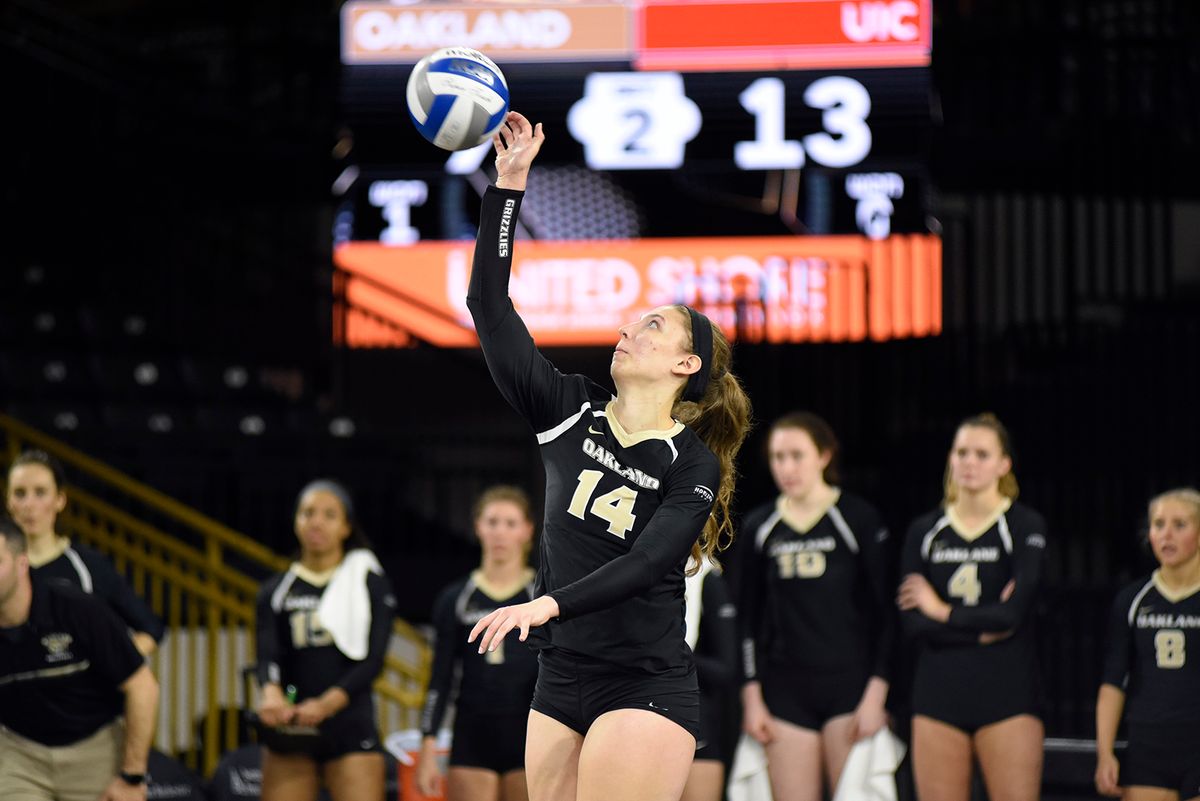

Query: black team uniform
[[1101, 572, 1200, 795], [0, 581, 144, 746], [421, 570, 539, 774], [738, 492, 895, 730], [899, 499, 1047, 733], [690, 569, 739, 760], [32, 542, 165, 643], [466, 185, 721, 739], [256, 563, 396, 760]]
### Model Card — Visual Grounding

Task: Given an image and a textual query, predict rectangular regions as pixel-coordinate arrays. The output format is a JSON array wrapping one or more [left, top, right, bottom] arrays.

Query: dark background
[[3, 0, 1200, 758]]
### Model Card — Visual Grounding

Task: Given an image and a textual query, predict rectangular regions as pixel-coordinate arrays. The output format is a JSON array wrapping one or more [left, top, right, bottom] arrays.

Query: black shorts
[[531, 649, 700, 741], [760, 662, 868, 732], [911, 645, 1040, 734], [694, 691, 727, 762], [450, 708, 528, 774], [311, 702, 382, 762], [1123, 723, 1200, 797]]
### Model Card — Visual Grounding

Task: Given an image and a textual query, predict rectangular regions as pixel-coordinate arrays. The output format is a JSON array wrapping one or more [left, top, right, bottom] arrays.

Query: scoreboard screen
[[334, 0, 940, 347]]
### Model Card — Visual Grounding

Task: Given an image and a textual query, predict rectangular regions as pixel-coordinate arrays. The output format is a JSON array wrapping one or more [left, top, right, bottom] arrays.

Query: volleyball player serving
[[465, 111, 752, 801]]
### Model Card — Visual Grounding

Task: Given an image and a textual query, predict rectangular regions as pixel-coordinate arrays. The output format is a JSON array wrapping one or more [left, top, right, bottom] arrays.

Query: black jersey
[[900, 499, 1046, 648], [420, 569, 539, 735], [1101, 573, 1200, 727], [738, 492, 895, 681], [467, 185, 721, 676], [689, 570, 739, 694], [0, 580, 145, 746], [255, 561, 396, 706], [31, 541, 164, 641]]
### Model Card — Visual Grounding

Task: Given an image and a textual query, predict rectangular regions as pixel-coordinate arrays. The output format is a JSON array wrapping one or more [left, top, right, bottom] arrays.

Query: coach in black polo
[[0, 516, 159, 801]]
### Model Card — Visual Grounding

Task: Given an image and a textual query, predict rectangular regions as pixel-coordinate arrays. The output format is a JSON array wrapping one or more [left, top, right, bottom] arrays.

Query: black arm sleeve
[[81, 546, 166, 641], [898, 519, 978, 646], [735, 514, 770, 683], [466, 185, 584, 431], [420, 583, 461, 736], [694, 572, 739, 690], [549, 454, 721, 621], [332, 572, 397, 698], [255, 577, 284, 688], [946, 519, 1047, 632], [858, 520, 898, 681], [1100, 586, 1134, 689]]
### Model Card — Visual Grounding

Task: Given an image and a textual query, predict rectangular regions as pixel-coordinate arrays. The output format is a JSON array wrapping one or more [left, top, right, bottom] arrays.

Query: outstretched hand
[[468, 595, 559, 654], [494, 111, 544, 192]]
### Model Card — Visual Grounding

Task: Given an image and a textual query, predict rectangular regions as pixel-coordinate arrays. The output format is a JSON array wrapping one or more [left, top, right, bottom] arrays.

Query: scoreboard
[[334, 0, 940, 347]]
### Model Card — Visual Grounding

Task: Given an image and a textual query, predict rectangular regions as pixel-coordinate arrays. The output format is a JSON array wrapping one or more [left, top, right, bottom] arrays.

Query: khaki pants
[[0, 723, 121, 801]]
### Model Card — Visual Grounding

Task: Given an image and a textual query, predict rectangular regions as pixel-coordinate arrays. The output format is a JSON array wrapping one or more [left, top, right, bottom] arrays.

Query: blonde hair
[[942, 412, 1019, 506], [473, 485, 535, 523], [1148, 488, 1200, 527], [671, 306, 753, 573]]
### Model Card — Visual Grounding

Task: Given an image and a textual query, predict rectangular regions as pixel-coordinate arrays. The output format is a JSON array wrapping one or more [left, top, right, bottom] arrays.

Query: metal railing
[[0, 413, 431, 776]]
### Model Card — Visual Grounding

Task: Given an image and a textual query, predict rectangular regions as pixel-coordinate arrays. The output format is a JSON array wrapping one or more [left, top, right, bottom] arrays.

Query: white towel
[[316, 548, 383, 660], [727, 734, 773, 801], [831, 728, 906, 801], [683, 557, 715, 650]]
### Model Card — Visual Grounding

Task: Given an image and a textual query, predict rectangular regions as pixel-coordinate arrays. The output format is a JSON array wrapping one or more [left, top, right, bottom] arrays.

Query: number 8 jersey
[[466, 186, 721, 676]]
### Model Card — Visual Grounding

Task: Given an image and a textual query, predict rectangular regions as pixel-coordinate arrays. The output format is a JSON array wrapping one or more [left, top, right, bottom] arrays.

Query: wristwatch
[[119, 771, 147, 786]]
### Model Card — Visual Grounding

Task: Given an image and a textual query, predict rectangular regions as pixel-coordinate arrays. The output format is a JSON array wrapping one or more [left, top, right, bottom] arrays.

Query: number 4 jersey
[[466, 185, 721, 676], [1101, 572, 1200, 727]]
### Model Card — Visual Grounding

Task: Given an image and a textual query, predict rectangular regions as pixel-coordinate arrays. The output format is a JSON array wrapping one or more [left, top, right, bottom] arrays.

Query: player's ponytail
[[672, 307, 752, 572]]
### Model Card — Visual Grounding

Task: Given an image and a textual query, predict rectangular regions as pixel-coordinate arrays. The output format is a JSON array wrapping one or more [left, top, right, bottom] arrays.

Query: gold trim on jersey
[[291, 563, 337, 587], [776, 488, 842, 535], [604, 401, 684, 447], [471, 567, 536, 602], [1152, 569, 1200, 604], [27, 536, 71, 568], [946, 497, 1013, 543]]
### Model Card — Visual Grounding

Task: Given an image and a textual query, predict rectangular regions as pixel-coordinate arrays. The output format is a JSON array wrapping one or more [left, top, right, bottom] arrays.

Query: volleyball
[[406, 47, 510, 151]]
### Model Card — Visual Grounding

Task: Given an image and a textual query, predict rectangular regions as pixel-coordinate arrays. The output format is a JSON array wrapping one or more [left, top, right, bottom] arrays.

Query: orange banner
[[637, 0, 931, 71], [334, 235, 940, 348], [341, 1, 633, 64]]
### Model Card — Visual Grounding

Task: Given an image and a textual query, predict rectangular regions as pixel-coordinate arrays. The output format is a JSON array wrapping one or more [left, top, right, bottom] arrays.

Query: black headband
[[683, 307, 713, 403], [297, 479, 355, 522]]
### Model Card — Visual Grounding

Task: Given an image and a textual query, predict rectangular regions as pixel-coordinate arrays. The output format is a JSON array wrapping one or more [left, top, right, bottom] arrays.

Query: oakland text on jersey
[[768, 536, 838, 556], [498, 198, 515, 258], [581, 437, 661, 490], [283, 595, 320, 612], [1137, 612, 1200, 629], [931, 545, 1001, 564]]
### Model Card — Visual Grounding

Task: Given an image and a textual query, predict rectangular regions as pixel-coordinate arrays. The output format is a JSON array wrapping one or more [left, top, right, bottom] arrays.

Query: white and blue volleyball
[[406, 48, 509, 151]]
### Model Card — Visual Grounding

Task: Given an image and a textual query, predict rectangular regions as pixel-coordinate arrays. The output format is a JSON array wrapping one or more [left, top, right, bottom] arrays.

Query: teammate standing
[[738, 412, 895, 800], [6, 449, 164, 655], [464, 111, 752, 801], [1095, 488, 1200, 801], [416, 485, 539, 801], [896, 413, 1047, 801], [254, 480, 397, 801]]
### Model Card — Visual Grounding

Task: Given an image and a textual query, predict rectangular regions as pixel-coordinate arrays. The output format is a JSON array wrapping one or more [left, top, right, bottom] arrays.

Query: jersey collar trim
[[774, 489, 842, 535], [470, 568, 536, 602], [291, 562, 337, 587], [946, 497, 1012, 543], [603, 401, 684, 447], [27, 536, 71, 569], [1151, 569, 1200, 604]]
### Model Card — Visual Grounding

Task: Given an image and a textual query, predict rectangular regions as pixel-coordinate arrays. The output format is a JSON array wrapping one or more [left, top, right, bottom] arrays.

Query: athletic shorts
[[693, 691, 727, 762], [262, 701, 381, 763], [910, 647, 1040, 734], [450, 708, 528, 774], [530, 649, 700, 741], [760, 662, 868, 732], [1122, 723, 1200, 797]]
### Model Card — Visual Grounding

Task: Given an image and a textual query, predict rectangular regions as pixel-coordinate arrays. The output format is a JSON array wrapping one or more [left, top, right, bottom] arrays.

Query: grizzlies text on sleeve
[[466, 185, 721, 675]]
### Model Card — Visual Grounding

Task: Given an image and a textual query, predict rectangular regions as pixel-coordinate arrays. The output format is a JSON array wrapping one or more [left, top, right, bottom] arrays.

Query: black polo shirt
[[0, 578, 144, 746]]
